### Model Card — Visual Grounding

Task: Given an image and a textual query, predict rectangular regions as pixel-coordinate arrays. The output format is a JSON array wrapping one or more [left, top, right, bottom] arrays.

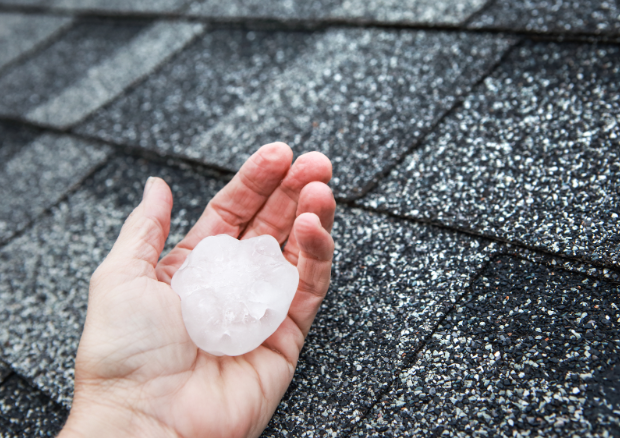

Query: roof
[[0, 0, 618, 436]]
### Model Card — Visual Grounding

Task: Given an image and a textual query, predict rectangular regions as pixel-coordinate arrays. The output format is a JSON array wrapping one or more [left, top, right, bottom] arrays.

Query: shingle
[[356, 255, 620, 437], [0, 134, 112, 244], [79, 29, 515, 198], [0, 13, 73, 72], [0, 361, 11, 384], [262, 208, 493, 435], [0, 19, 204, 129], [363, 42, 620, 268], [0, 374, 68, 437], [185, 0, 340, 20], [0, 120, 40, 165], [0, 19, 145, 119], [327, 0, 486, 24], [470, 0, 620, 36], [0, 155, 226, 405], [187, 0, 486, 24], [76, 29, 316, 156], [0, 0, 189, 13]]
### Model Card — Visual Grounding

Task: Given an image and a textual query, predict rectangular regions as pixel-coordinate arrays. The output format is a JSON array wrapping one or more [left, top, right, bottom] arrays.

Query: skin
[[59, 143, 336, 438]]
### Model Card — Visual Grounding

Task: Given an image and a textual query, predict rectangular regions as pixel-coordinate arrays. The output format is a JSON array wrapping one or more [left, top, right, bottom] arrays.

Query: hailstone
[[171, 234, 299, 356]]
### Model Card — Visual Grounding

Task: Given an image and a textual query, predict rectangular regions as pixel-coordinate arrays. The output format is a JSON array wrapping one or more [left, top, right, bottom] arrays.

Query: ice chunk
[[171, 234, 299, 356]]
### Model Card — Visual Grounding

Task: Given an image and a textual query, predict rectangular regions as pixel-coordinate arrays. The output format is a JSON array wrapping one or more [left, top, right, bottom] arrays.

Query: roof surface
[[0, 1, 619, 437]]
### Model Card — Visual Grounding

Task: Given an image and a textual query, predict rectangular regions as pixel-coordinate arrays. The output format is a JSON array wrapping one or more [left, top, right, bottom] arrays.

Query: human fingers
[[156, 142, 293, 283], [282, 182, 336, 266], [93, 177, 173, 286], [286, 213, 335, 337], [240, 152, 332, 243]]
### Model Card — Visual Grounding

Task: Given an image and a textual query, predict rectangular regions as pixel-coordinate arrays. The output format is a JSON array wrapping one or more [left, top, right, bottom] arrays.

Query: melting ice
[[171, 234, 299, 356]]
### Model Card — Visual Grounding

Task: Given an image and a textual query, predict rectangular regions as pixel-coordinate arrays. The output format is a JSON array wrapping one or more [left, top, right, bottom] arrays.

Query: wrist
[[59, 392, 177, 438]]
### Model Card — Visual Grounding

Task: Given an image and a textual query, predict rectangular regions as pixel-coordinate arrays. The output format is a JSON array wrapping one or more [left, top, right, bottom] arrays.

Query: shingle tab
[[0, 19, 146, 121], [193, 30, 515, 199], [263, 208, 493, 435], [76, 29, 316, 155], [0, 0, 189, 13], [470, 0, 620, 35], [27, 21, 204, 128], [0, 19, 204, 129], [357, 256, 620, 436], [0, 13, 73, 72], [0, 121, 39, 165], [79, 29, 516, 198], [0, 134, 112, 244], [188, 0, 486, 24], [363, 42, 620, 268], [0, 361, 11, 384], [0, 156, 226, 405], [186, 0, 338, 20], [0, 374, 68, 437], [328, 0, 487, 24]]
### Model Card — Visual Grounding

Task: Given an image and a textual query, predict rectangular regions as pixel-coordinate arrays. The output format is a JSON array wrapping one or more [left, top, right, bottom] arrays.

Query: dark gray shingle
[[263, 208, 493, 435], [363, 42, 620, 268], [0, 134, 112, 244], [79, 29, 516, 198], [470, 0, 620, 36], [0, 155, 226, 405], [357, 255, 620, 436]]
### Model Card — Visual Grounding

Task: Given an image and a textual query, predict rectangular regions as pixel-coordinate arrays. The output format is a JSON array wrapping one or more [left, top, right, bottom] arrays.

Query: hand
[[59, 143, 335, 438]]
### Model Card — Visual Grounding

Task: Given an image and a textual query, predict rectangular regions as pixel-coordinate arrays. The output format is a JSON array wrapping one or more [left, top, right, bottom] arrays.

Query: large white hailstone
[[171, 234, 299, 356]]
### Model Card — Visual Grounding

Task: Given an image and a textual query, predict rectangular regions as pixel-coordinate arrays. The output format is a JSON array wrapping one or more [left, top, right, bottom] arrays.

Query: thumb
[[101, 177, 173, 280]]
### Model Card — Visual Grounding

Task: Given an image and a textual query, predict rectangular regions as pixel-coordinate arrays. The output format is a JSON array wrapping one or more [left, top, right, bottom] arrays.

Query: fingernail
[[143, 177, 155, 200]]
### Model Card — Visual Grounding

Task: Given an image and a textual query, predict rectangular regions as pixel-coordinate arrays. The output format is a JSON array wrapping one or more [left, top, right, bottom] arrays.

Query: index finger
[[156, 142, 293, 283]]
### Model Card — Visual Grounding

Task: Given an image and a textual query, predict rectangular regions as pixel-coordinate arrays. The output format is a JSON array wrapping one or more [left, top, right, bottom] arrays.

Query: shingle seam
[[338, 36, 523, 202], [0, 115, 239, 179], [1, 5, 620, 42], [0, 150, 114, 251], [71, 128, 239, 177], [345, 200, 620, 281], [0, 372, 69, 435], [5, 113, 617, 278], [345, 251, 499, 437], [24, 20, 205, 129], [350, 252, 620, 435], [462, 0, 497, 28], [0, 14, 74, 76]]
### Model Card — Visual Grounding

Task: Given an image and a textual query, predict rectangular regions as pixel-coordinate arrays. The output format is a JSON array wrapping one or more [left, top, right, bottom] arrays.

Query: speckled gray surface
[[0, 3, 619, 438], [0, 374, 68, 437], [80, 29, 515, 198], [262, 208, 494, 436], [0, 121, 39, 165], [181, 30, 514, 199], [0, 0, 189, 13], [0, 13, 72, 72], [26, 21, 204, 128], [0, 155, 226, 406], [0, 19, 203, 128], [363, 42, 620, 268], [185, 0, 341, 20], [356, 255, 620, 437], [0, 134, 111, 244], [187, 0, 486, 24], [0, 19, 147, 120], [327, 0, 486, 24], [470, 0, 620, 36], [76, 29, 315, 154]]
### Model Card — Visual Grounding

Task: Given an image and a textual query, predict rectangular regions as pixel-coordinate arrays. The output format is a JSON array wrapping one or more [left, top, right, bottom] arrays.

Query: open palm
[[60, 143, 335, 438]]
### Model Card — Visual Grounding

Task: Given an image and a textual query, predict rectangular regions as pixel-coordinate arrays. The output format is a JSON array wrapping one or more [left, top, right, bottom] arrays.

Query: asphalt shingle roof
[[363, 41, 620, 268], [0, 1, 618, 437]]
